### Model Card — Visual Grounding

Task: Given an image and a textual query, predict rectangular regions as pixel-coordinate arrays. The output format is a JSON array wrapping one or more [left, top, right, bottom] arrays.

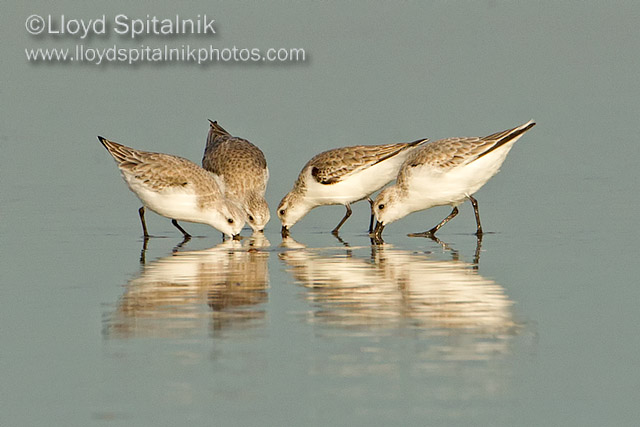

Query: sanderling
[[278, 138, 428, 237], [202, 120, 270, 232], [372, 120, 536, 241], [98, 136, 245, 239]]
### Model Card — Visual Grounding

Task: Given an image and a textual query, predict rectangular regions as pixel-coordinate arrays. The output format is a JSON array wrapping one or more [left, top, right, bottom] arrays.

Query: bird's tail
[[98, 136, 143, 165], [477, 120, 536, 160], [207, 119, 231, 143], [407, 137, 430, 147]]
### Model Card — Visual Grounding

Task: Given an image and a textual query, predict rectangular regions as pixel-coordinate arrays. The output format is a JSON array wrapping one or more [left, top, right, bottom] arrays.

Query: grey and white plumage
[[278, 138, 428, 236], [99, 136, 245, 239], [372, 120, 536, 241], [202, 120, 270, 232]]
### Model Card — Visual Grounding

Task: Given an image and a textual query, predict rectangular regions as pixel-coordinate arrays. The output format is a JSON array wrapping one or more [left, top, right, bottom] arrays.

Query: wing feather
[[306, 139, 427, 185]]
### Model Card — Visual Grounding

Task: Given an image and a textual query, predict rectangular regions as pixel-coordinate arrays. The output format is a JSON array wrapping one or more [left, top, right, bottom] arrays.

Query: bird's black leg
[[138, 206, 150, 238], [332, 204, 352, 235], [366, 197, 375, 234], [408, 206, 459, 238], [468, 195, 483, 236], [171, 219, 191, 238]]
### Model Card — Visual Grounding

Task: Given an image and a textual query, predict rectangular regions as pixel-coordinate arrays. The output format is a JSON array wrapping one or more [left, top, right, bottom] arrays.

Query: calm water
[[2, 1, 640, 426]]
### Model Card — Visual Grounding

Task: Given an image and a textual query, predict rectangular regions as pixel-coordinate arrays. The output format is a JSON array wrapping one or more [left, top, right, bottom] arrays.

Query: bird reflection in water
[[104, 234, 270, 339], [280, 236, 518, 357]]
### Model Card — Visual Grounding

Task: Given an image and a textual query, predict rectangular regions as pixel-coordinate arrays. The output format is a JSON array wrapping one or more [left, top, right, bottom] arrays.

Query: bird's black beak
[[281, 225, 290, 238], [374, 221, 384, 236], [232, 234, 242, 241], [370, 221, 385, 244]]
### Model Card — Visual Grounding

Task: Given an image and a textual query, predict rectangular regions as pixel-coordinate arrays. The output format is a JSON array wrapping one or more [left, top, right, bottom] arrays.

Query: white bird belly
[[406, 141, 515, 211], [125, 178, 204, 223]]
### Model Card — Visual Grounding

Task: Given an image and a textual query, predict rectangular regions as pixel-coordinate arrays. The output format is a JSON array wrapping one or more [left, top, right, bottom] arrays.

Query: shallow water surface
[[2, 1, 640, 426], [95, 230, 534, 425]]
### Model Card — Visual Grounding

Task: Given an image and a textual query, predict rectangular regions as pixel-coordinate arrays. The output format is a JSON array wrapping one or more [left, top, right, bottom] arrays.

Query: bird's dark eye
[[279, 209, 285, 216], [227, 218, 234, 224], [248, 215, 254, 222], [378, 204, 385, 210]]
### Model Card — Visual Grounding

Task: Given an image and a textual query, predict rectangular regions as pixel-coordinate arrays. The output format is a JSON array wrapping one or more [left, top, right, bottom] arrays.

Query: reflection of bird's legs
[[140, 236, 149, 265], [427, 234, 457, 260], [473, 233, 484, 268], [370, 236, 383, 245], [369, 241, 381, 264], [331, 232, 351, 249], [408, 206, 459, 238], [172, 235, 192, 253], [332, 204, 352, 235], [431, 233, 484, 268]]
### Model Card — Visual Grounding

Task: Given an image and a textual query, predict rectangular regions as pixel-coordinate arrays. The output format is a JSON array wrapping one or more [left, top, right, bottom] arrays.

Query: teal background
[[2, 2, 639, 426]]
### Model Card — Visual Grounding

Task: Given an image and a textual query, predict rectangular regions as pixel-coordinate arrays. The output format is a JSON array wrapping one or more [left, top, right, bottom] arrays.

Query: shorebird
[[98, 136, 245, 239], [278, 138, 428, 237], [202, 120, 270, 232], [372, 120, 536, 241]]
